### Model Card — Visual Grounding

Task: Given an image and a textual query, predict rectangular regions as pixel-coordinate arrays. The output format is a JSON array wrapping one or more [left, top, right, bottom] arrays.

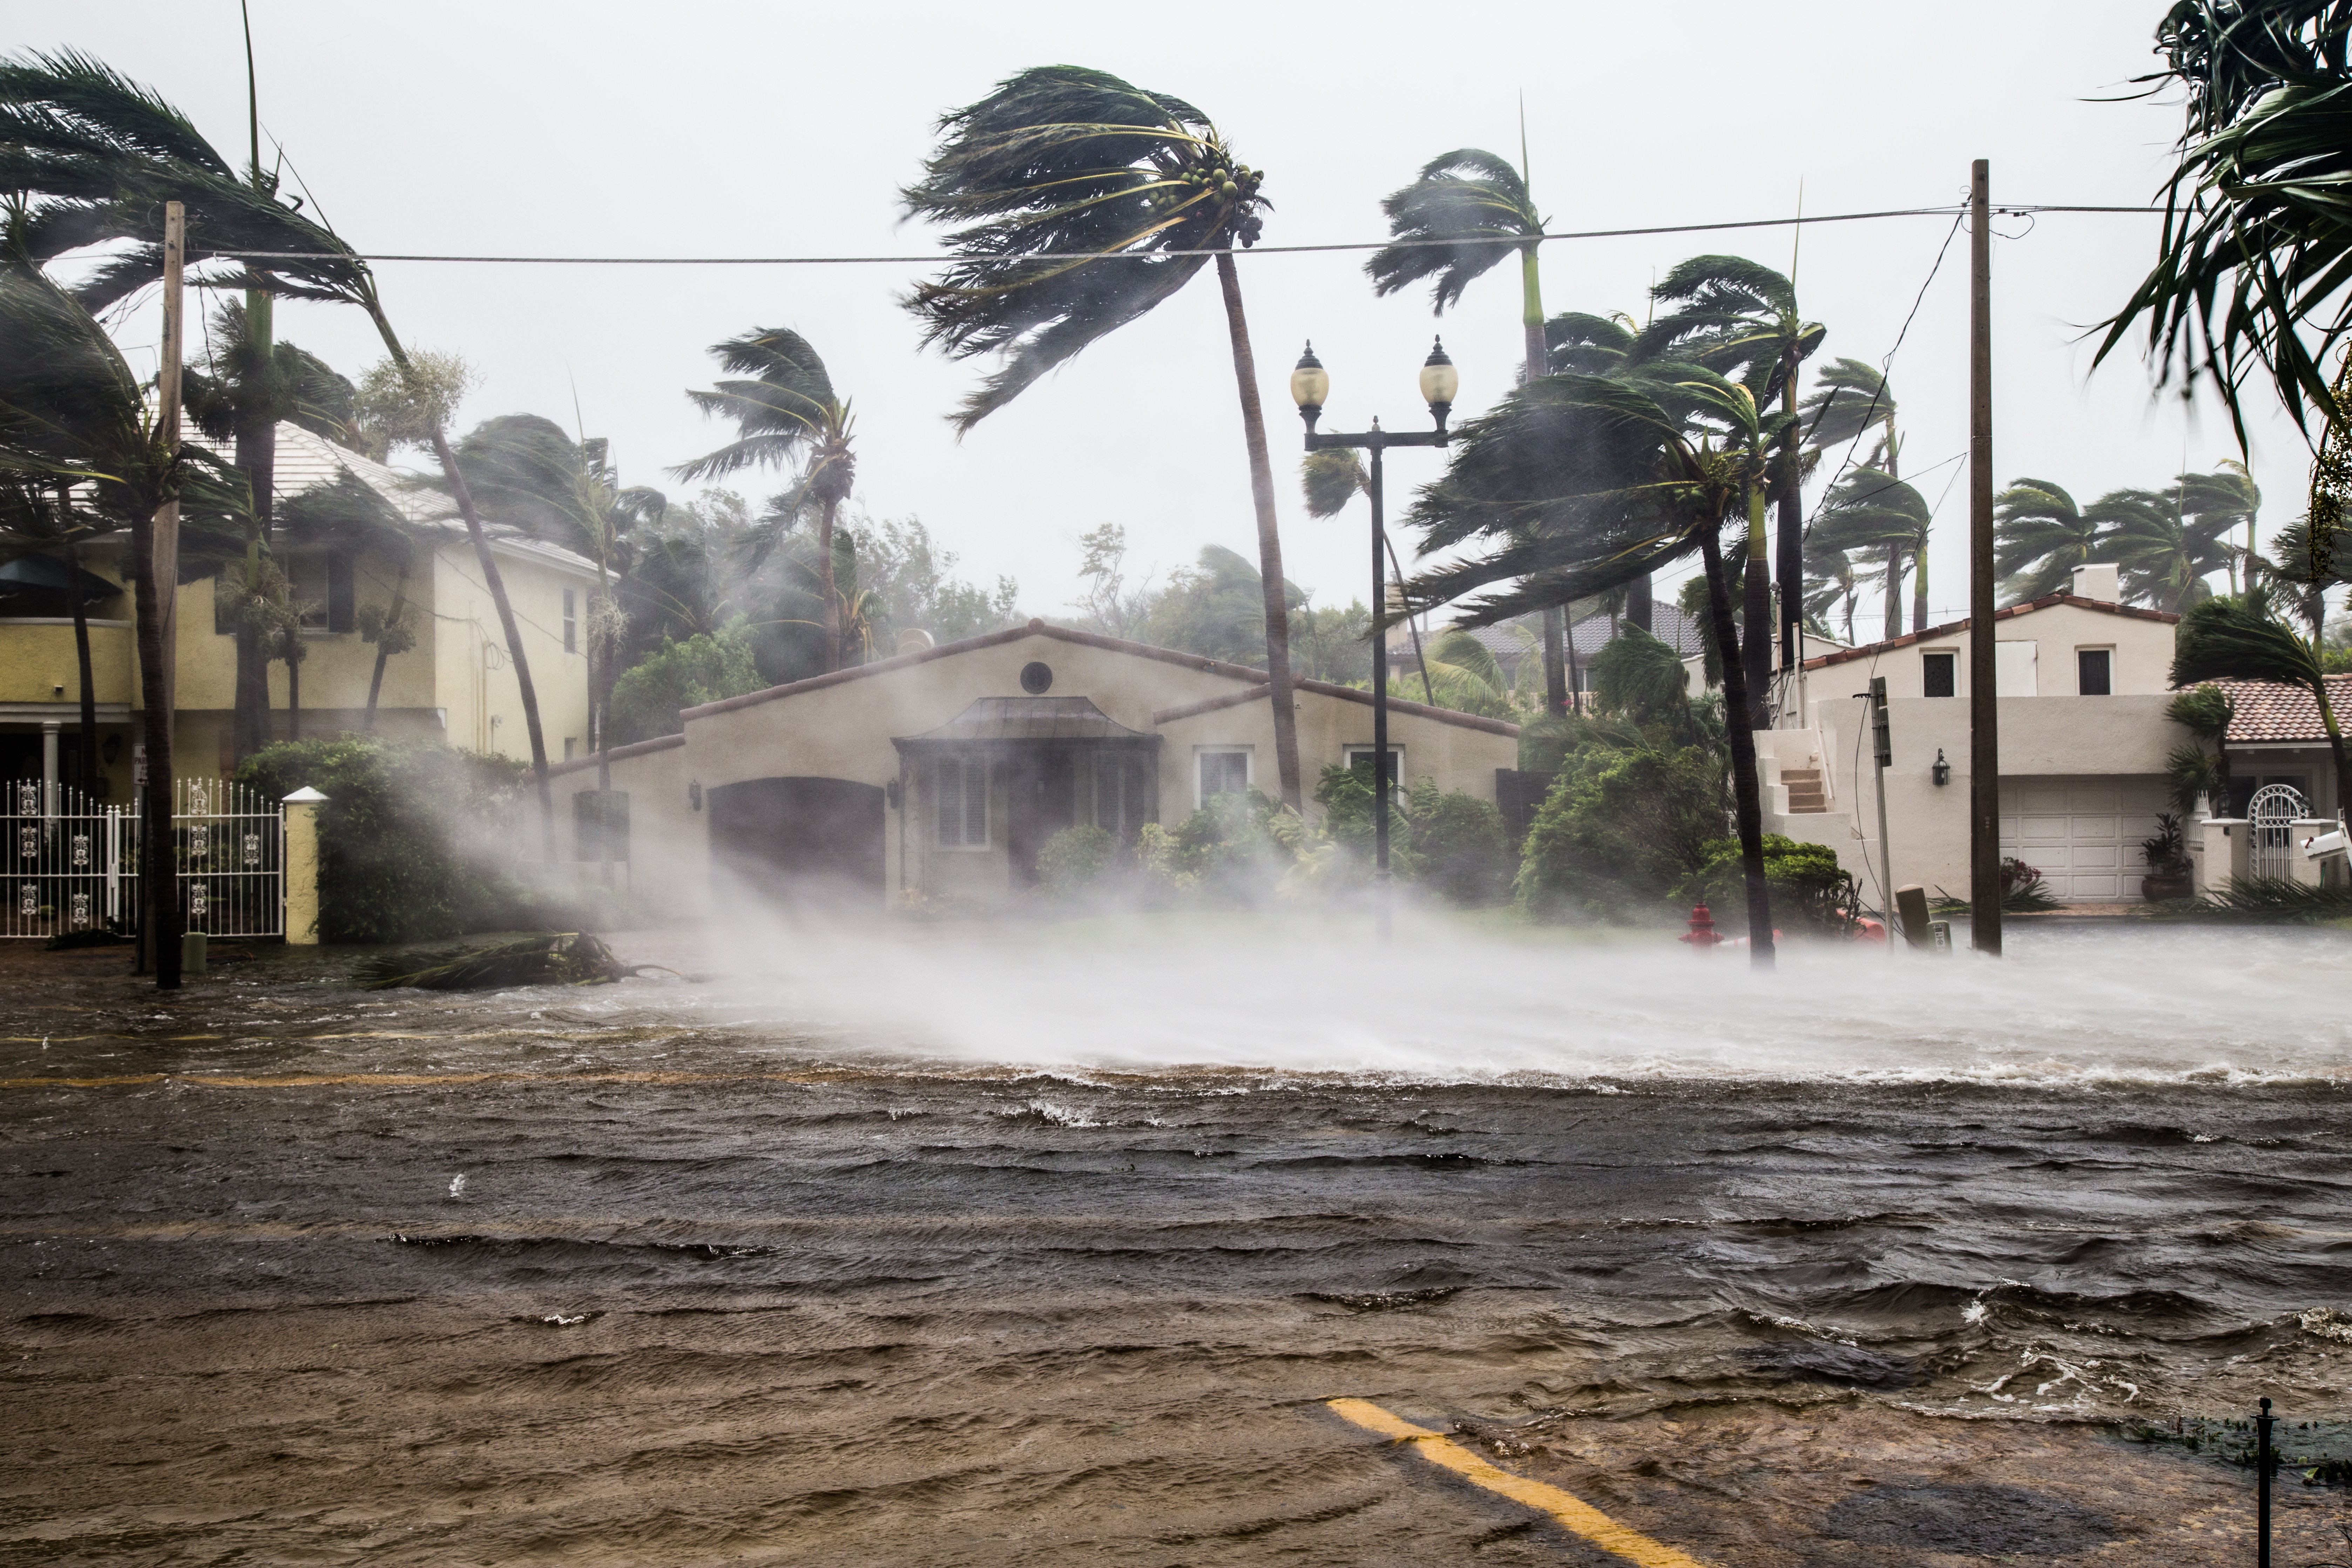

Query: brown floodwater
[[2, 921, 2349, 1564]]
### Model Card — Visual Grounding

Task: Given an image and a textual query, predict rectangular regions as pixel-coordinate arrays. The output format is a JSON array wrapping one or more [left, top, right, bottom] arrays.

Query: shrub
[[1038, 825, 1117, 895], [1167, 790, 1303, 906], [1515, 743, 1724, 921], [237, 738, 548, 943], [1678, 834, 1860, 935], [1406, 780, 1513, 906], [607, 618, 764, 745]]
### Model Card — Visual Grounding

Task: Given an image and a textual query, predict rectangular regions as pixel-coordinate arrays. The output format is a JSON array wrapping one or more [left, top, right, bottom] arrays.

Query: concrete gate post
[[282, 786, 328, 945]]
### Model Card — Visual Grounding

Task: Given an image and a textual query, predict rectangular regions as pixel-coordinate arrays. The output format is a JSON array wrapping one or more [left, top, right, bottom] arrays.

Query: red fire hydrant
[[1679, 903, 1724, 949]]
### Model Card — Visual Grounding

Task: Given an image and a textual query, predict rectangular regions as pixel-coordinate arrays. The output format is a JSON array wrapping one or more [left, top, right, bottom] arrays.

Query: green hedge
[[237, 738, 541, 944]]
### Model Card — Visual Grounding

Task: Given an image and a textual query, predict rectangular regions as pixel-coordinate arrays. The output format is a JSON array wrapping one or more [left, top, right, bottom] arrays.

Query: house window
[[1343, 744, 1406, 802], [563, 589, 577, 654], [2077, 648, 2113, 696], [1197, 748, 1251, 806], [326, 553, 354, 633], [288, 551, 352, 631], [563, 737, 578, 761], [936, 756, 988, 847], [1091, 752, 1149, 838], [1921, 651, 1957, 698]]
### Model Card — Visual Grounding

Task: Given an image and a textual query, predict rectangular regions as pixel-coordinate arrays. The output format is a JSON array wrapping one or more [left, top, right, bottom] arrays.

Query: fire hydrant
[[1678, 903, 1724, 949]]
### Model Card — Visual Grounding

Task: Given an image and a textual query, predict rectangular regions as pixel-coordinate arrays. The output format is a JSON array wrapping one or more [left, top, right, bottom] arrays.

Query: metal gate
[[0, 778, 283, 939], [2248, 782, 2310, 881]]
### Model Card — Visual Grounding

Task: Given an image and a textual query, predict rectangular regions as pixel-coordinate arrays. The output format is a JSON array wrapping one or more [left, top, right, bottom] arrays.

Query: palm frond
[[1365, 147, 1539, 313]]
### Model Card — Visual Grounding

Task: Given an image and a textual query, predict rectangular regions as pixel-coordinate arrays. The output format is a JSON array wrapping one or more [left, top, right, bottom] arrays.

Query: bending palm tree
[[901, 65, 1304, 810], [1637, 256, 1825, 708], [673, 328, 853, 671], [1401, 362, 1785, 966], [1994, 479, 2104, 603], [1367, 144, 1569, 709], [2178, 460, 2261, 591], [2104, 483, 2237, 611], [1813, 467, 1931, 636], [1798, 357, 1911, 632], [0, 47, 561, 859]]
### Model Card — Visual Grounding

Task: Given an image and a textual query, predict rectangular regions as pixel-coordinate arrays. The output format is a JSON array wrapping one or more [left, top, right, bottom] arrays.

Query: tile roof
[[1803, 592, 2179, 670], [2203, 676, 2352, 745]]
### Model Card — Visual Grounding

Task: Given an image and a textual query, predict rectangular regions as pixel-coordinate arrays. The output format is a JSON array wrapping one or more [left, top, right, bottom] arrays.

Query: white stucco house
[[1756, 563, 2195, 906], [539, 620, 1520, 915]]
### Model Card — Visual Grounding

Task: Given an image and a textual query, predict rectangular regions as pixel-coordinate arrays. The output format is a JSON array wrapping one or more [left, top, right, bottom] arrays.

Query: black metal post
[[2258, 1396, 2274, 1568], [1302, 404, 1447, 947], [1368, 440, 1391, 942]]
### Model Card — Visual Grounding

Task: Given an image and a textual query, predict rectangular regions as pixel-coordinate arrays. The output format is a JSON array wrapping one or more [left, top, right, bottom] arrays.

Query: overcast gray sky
[[32, 1, 2314, 640]]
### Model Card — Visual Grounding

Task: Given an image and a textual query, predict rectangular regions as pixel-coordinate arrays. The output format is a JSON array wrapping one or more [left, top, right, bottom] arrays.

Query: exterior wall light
[[688, 779, 703, 812], [1931, 749, 1951, 787]]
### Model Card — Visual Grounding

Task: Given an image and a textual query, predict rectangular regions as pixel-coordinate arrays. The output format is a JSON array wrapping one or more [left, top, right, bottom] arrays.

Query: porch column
[[41, 720, 59, 815]]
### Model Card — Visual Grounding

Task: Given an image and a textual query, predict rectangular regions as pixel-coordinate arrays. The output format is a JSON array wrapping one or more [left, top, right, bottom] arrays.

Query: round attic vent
[[1019, 661, 1054, 694]]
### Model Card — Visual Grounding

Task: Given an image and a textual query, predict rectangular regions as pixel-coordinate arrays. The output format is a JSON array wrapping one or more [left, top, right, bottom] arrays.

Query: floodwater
[[4, 918, 2350, 1564]]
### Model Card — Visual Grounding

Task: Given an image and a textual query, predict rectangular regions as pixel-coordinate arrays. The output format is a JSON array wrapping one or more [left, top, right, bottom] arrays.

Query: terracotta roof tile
[[2200, 676, 2352, 745]]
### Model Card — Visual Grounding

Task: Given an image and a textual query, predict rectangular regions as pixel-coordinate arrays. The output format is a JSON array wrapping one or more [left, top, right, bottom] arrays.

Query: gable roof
[[680, 619, 1520, 737], [1803, 591, 2179, 670], [2203, 675, 2352, 745]]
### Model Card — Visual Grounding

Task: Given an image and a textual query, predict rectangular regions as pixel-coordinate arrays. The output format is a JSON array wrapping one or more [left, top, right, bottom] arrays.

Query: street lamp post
[[1290, 338, 1458, 941]]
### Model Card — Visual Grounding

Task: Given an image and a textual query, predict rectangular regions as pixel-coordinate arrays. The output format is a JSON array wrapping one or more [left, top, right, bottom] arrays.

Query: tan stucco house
[[543, 621, 1520, 914], [1757, 564, 2195, 905]]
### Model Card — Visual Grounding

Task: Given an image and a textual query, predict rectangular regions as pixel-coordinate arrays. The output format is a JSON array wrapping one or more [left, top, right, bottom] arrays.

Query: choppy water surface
[[3, 919, 2349, 1564]]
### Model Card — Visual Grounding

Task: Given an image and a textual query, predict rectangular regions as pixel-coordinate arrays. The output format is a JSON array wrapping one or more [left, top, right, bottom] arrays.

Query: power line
[[210, 202, 2160, 267]]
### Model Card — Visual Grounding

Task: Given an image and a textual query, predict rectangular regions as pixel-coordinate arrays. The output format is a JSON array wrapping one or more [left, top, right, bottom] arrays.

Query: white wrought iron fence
[[176, 777, 283, 938], [2248, 783, 2311, 882], [0, 778, 284, 939], [1, 779, 138, 940]]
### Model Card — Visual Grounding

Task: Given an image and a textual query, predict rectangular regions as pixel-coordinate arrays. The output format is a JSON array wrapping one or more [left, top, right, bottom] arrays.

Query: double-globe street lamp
[[1289, 338, 1459, 939]]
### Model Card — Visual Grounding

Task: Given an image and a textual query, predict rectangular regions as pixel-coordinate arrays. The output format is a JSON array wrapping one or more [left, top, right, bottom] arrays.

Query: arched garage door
[[708, 778, 884, 908]]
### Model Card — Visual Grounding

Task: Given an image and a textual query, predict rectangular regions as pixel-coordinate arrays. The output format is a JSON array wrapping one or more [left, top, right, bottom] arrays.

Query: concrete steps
[[1780, 766, 1829, 813]]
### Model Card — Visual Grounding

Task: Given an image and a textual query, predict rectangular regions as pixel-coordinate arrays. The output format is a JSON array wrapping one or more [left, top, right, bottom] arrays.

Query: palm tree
[[672, 328, 854, 671], [1544, 310, 1649, 628], [2096, 0, 2352, 444], [1799, 357, 1911, 632], [0, 47, 563, 860], [1813, 467, 1932, 637], [275, 469, 424, 731], [1298, 446, 1435, 703], [901, 65, 1305, 810], [1803, 545, 1863, 644], [183, 298, 357, 758], [2178, 460, 2262, 591], [1994, 479, 2104, 603], [1401, 362, 1785, 965], [0, 261, 248, 987], [2104, 483, 2237, 611], [1636, 256, 1825, 709], [1367, 144, 1569, 711], [0, 477, 113, 791], [2174, 586, 2350, 812]]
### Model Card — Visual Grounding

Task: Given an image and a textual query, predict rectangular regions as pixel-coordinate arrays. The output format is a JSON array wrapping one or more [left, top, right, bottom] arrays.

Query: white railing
[[175, 777, 284, 938]]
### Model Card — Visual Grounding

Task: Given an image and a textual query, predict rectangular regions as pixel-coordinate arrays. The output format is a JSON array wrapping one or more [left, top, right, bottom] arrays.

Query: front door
[[1006, 747, 1076, 884]]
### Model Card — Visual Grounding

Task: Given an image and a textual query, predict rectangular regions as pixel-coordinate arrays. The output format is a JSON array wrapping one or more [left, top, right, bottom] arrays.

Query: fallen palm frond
[[356, 932, 669, 991], [2162, 876, 2352, 924]]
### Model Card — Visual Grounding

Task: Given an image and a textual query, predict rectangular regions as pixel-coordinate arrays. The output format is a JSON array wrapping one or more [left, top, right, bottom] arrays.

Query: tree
[[901, 65, 1305, 810], [2180, 460, 2262, 591], [1636, 256, 1825, 707], [1545, 310, 1652, 630], [672, 327, 855, 671], [0, 260, 248, 987], [1401, 364, 1786, 965], [2173, 588, 2349, 811], [2096, 0, 2352, 445], [1994, 479, 2103, 604], [2103, 482, 2237, 610], [0, 476, 113, 790], [1799, 357, 1910, 634], [859, 513, 1020, 644], [184, 298, 358, 757], [1367, 145, 1570, 711], [275, 469, 426, 730], [0, 47, 562, 862], [1072, 522, 1157, 641], [1813, 466, 1932, 637]]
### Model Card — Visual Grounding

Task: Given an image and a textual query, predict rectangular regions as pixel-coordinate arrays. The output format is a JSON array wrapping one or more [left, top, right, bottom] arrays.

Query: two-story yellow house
[[0, 422, 598, 797]]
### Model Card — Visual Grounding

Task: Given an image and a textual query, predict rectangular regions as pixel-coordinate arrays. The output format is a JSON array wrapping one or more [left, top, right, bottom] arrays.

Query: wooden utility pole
[[141, 200, 187, 986], [1967, 160, 2001, 956]]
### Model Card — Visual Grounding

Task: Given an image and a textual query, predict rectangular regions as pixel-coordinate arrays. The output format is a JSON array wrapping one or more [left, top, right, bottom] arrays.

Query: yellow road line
[[1325, 1398, 1712, 1568]]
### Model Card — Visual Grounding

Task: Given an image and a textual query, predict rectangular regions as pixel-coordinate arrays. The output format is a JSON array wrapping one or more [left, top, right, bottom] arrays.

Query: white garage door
[[2000, 777, 2169, 901]]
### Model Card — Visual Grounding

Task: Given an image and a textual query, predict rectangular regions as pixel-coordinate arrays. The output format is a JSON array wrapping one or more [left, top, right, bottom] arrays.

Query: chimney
[[895, 628, 935, 655], [2069, 563, 2120, 603]]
